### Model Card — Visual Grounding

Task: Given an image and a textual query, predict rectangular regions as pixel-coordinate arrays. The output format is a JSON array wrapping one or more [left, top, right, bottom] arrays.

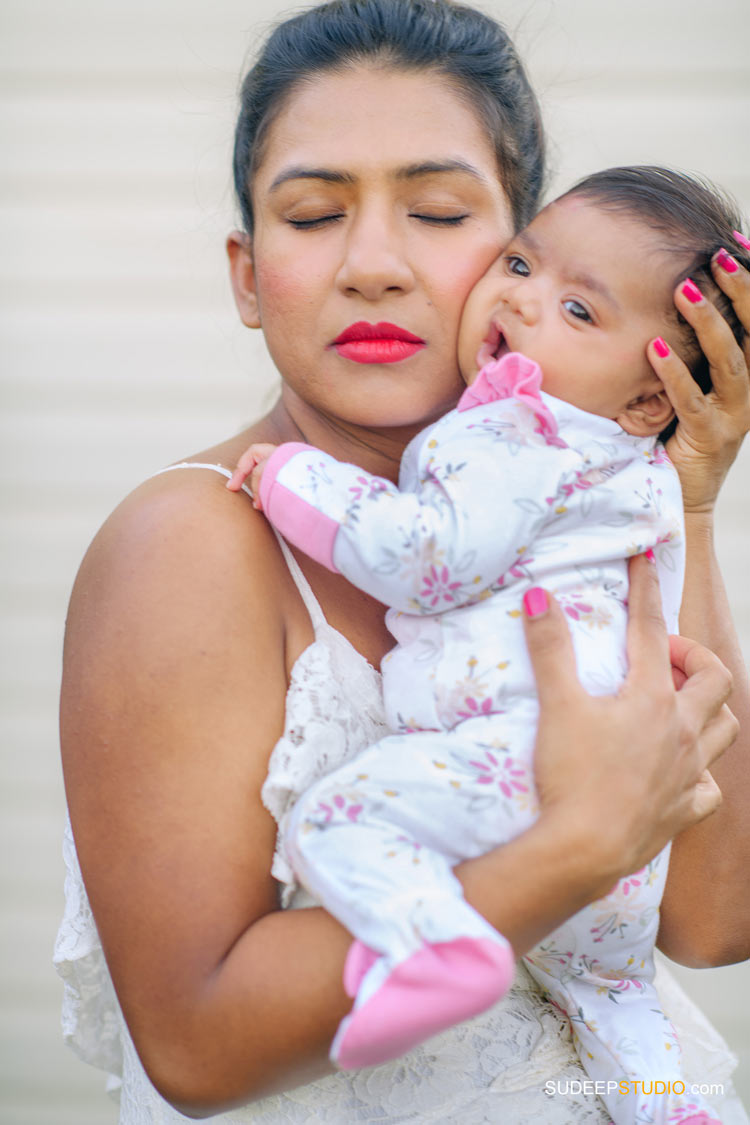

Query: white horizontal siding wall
[[1, 1, 749, 1120]]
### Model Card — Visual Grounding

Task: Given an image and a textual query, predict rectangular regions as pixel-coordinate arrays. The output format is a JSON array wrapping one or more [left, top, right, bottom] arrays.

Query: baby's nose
[[504, 282, 540, 325]]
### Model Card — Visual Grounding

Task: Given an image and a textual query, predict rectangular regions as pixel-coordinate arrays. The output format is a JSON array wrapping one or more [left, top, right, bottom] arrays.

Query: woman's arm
[[61, 476, 734, 1118], [650, 256, 750, 965]]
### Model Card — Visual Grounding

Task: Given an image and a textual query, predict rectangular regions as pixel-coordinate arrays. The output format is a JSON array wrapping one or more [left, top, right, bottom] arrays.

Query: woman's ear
[[615, 386, 675, 437], [227, 231, 261, 329]]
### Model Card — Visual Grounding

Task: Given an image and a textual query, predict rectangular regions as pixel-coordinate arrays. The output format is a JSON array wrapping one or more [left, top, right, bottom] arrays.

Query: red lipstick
[[331, 321, 426, 364]]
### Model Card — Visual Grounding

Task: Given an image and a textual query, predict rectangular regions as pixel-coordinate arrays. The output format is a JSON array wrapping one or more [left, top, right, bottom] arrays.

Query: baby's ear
[[615, 387, 675, 437]]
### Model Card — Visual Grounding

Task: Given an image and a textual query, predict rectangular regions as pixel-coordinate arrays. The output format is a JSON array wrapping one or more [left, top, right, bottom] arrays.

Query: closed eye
[[409, 213, 470, 226], [288, 214, 344, 230]]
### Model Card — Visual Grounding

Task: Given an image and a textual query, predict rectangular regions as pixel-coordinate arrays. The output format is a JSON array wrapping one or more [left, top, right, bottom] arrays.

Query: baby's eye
[[506, 254, 530, 277], [563, 299, 593, 323]]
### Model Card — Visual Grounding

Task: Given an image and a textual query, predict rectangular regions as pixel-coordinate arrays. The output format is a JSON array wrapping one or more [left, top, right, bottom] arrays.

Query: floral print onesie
[[256, 353, 718, 1125]]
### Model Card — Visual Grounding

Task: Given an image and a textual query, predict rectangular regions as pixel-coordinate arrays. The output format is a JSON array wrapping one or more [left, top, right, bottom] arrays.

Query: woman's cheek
[[254, 256, 316, 318]]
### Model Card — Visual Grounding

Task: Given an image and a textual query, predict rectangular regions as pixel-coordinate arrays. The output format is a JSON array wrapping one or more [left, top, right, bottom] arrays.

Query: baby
[[229, 167, 747, 1125]]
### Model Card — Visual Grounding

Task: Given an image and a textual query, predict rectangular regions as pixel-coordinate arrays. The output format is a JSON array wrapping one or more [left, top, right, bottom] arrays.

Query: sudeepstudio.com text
[[544, 1079, 724, 1099]]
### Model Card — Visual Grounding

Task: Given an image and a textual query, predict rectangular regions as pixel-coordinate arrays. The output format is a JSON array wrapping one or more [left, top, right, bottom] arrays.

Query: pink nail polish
[[523, 587, 548, 618], [733, 230, 750, 252], [645, 548, 656, 563], [716, 248, 739, 273], [653, 337, 670, 358], [681, 278, 703, 304]]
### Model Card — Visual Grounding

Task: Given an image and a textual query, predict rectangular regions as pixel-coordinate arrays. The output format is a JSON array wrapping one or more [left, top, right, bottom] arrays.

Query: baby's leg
[[286, 727, 534, 1069], [524, 847, 719, 1124]]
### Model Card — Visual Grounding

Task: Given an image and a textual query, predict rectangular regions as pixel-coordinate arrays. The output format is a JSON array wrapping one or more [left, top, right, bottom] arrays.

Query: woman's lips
[[331, 321, 426, 364]]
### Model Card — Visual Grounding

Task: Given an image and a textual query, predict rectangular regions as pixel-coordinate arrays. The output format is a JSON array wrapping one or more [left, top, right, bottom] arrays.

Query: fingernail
[[653, 337, 670, 358], [716, 248, 739, 273], [523, 587, 549, 618], [733, 230, 750, 252], [644, 548, 656, 563], [681, 278, 703, 304]]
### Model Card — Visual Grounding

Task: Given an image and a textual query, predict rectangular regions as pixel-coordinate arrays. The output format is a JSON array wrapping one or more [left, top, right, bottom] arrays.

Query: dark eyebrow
[[268, 159, 489, 193], [515, 229, 622, 313], [394, 159, 490, 184], [269, 166, 357, 191]]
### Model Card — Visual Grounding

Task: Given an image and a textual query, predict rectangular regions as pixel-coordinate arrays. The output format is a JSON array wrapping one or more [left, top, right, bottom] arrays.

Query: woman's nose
[[335, 208, 416, 299]]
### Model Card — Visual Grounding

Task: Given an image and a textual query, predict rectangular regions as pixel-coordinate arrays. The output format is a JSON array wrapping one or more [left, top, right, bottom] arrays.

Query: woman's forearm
[[659, 512, 750, 965], [144, 815, 614, 1118], [456, 812, 619, 956]]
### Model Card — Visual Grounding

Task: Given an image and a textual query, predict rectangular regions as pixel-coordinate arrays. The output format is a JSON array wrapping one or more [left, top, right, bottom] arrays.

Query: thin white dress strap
[[150, 460, 328, 632], [151, 460, 252, 495]]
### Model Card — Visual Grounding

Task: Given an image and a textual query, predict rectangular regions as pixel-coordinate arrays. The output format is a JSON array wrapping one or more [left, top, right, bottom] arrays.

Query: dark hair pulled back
[[233, 0, 545, 234], [562, 165, 749, 439]]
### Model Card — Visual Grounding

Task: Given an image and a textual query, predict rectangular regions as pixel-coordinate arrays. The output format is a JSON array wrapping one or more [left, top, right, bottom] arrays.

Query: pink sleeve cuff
[[259, 443, 342, 573], [258, 443, 316, 511]]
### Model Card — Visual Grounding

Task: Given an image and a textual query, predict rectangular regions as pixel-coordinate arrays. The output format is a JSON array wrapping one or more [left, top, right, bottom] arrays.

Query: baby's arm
[[227, 442, 278, 508], [239, 409, 567, 614]]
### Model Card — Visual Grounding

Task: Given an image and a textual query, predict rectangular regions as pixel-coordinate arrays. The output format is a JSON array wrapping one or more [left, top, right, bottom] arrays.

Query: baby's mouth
[[476, 323, 510, 370]]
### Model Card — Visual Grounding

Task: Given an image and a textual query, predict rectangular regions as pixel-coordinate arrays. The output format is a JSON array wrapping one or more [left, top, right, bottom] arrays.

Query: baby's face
[[458, 196, 680, 429]]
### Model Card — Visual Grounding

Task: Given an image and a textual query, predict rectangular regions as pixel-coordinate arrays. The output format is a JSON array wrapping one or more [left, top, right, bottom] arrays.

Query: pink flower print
[[525, 942, 575, 977], [457, 696, 496, 720], [420, 564, 462, 606], [348, 475, 387, 503], [668, 1102, 708, 1123], [468, 748, 528, 799], [647, 444, 672, 466], [314, 792, 363, 824], [563, 600, 593, 621], [618, 867, 646, 896], [498, 546, 534, 586]]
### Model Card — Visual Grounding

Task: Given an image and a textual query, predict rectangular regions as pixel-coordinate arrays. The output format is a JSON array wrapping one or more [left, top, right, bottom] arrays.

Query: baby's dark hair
[[561, 166, 749, 439], [233, 0, 545, 235]]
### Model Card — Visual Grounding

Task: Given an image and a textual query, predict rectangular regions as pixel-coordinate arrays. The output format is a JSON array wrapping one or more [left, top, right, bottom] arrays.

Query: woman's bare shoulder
[[61, 459, 294, 884], [70, 459, 286, 636]]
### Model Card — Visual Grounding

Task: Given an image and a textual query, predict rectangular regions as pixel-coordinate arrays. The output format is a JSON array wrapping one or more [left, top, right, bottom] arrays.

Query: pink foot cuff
[[343, 940, 379, 998], [333, 935, 514, 1070]]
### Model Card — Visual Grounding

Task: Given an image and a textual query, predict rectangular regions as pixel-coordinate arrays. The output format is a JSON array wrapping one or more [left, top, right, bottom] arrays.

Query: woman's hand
[[523, 555, 735, 883], [651, 242, 750, 514], [457, 554, 736, 959]]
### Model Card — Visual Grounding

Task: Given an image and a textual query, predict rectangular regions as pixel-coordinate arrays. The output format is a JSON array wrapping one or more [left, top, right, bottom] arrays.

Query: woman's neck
[[262, 389, 430, 484]]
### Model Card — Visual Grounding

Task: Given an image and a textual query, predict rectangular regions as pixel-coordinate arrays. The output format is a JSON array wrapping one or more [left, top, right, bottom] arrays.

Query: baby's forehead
[[519, 197, 688, 311]]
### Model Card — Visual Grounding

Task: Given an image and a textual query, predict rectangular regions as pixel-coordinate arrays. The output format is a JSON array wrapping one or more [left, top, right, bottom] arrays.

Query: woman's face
[[235, 64, 514, 433]]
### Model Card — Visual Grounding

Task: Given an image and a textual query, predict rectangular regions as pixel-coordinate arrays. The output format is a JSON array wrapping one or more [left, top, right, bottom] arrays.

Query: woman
[[55, 1, 750, 1121]]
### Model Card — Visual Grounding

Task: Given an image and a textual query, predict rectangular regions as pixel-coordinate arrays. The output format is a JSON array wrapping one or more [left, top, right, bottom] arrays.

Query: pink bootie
[[333, 935, 514, 1069]]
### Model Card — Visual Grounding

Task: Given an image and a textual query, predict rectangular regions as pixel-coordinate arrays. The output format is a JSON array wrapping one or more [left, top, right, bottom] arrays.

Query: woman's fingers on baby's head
[[674, 268, 749, 406], [713, 242, 750, 367], [646, 337, 703, 419]]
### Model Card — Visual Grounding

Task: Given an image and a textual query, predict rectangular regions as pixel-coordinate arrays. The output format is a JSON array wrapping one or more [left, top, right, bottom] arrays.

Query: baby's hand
[[226, 443, 278, 510]]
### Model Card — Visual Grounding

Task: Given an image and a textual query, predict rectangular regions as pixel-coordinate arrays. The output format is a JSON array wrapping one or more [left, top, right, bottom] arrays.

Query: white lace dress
[[54, 466, 748, 1124]]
